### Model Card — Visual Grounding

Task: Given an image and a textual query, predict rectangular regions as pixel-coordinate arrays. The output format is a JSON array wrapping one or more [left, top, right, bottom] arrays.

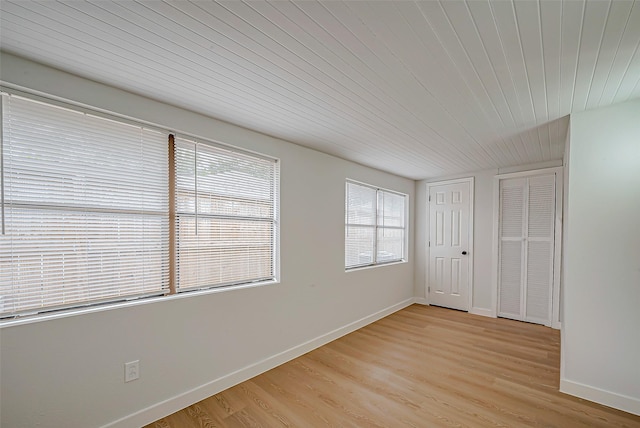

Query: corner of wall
[[560, 379, 640, 416]]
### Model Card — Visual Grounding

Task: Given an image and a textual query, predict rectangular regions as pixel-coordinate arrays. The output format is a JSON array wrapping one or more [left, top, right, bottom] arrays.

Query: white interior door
[[498, 174, 556, 326], [428, 181, 471, 311]]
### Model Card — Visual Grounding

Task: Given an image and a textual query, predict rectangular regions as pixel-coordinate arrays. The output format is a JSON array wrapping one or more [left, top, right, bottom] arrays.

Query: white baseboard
[[560, 379, 640, 416], [413, 297, 428, 305], [103, 297, 415, 428], [469, 307, 494, 318]]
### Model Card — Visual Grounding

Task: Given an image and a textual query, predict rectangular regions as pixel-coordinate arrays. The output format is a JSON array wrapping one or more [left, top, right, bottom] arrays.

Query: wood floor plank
[[146, 305, 640, 427]]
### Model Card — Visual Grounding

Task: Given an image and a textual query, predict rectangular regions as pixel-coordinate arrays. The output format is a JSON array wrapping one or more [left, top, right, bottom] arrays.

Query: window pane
[[378, 191, 405, 228], [176, 217, 273, 289], [346, 182, 376, 225], [174, 137, 278, 291], [0, 94, 169, 317], [1, 208, 167, 313], [175, 139, 196, 214], [196, 149, 274, 218], [377, 228, 404, 262], [345, 225, 375, 267]]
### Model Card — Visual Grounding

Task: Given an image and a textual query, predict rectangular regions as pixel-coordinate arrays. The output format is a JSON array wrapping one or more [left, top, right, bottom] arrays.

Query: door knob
[[462, 251, 468, 255]]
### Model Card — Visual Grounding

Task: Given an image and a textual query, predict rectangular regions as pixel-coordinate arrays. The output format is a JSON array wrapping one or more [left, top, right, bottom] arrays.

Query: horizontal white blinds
[[345, 181, 406, 268], [0, 94, 169, 317], [346, 183, 377, 267], [377, 189, 406, 263], [174, 136, 278, 290]]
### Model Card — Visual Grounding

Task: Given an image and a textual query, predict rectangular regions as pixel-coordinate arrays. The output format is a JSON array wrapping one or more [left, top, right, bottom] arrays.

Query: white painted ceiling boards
[[1, 1, 639, 179]]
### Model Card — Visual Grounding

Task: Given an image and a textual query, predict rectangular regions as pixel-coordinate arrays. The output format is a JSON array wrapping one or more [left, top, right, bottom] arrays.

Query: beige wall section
[[561, 99, 640, 415], [0, 53, 415, 427], [414, 161, 562, 313]]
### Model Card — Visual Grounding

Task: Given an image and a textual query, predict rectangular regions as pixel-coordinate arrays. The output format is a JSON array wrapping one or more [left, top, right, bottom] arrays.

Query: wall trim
[[560, 379, 640, 416], [102, 297, 415, 428], [469, 307, 493, 318], [413, 297, 429, 305]]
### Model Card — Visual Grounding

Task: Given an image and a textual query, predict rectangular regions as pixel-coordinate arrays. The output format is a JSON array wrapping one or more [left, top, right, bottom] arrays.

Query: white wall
[[561, 99, 640, 415], [0, 53, 415, 427], [414, 161, 562, 314]]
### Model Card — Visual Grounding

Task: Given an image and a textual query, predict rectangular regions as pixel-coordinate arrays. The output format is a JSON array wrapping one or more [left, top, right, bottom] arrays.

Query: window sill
[[345, 259, 407, 273], [0, 279, 280, 329]]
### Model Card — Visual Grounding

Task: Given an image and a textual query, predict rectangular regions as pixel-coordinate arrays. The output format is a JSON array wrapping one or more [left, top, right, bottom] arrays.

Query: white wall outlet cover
[[124, 360, 140, 382]]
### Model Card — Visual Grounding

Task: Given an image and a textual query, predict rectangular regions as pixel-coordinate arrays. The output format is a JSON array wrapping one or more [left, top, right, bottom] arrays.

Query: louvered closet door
[[498, 174, 555, 326], [498, 179, 526, 319], [525, 175, 555, 324]]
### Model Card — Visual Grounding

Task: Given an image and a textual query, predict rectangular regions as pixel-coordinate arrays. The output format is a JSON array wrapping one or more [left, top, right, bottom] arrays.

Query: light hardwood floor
[[147, 305, 640, 427]]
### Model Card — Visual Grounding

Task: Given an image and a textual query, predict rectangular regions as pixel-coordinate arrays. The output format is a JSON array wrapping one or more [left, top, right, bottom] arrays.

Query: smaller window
[[345, 181, 407, 269]]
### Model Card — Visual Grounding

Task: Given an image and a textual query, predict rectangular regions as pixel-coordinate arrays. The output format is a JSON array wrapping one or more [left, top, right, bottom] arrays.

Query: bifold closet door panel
[[499, 240, 524, 317], [524, 175, 555, 323], [498, 178, 526, 318]]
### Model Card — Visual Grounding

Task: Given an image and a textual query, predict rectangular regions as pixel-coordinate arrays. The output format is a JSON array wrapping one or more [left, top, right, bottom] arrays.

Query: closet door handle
[[462, 251, 468, 255]]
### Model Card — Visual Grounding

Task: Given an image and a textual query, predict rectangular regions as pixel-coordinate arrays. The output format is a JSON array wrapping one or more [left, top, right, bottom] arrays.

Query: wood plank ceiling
[[1, 1, 639, 180]]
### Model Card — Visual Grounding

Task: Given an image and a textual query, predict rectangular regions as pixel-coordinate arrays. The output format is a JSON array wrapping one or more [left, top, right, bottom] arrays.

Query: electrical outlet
[[124, 360, 139, 382]]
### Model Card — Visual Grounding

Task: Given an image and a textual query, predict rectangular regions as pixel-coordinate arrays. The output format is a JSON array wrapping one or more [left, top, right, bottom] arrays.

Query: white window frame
[[345, 180, 408, 270]]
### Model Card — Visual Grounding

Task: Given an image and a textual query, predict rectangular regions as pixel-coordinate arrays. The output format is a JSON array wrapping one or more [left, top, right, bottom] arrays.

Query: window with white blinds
[[0, 93, 280, 320], [0, 94, 169, 318], [345, 181, 407, 269], [172, 136, 278, 291]]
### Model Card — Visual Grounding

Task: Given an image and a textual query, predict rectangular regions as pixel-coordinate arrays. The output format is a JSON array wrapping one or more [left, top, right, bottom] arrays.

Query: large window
[[345, 181, 407, 269], [0, 93, 279, 319]]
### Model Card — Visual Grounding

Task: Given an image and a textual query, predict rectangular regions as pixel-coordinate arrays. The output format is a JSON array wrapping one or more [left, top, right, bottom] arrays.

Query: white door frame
[[491, 167, 563, 329], [426, 177, 474, 311]]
